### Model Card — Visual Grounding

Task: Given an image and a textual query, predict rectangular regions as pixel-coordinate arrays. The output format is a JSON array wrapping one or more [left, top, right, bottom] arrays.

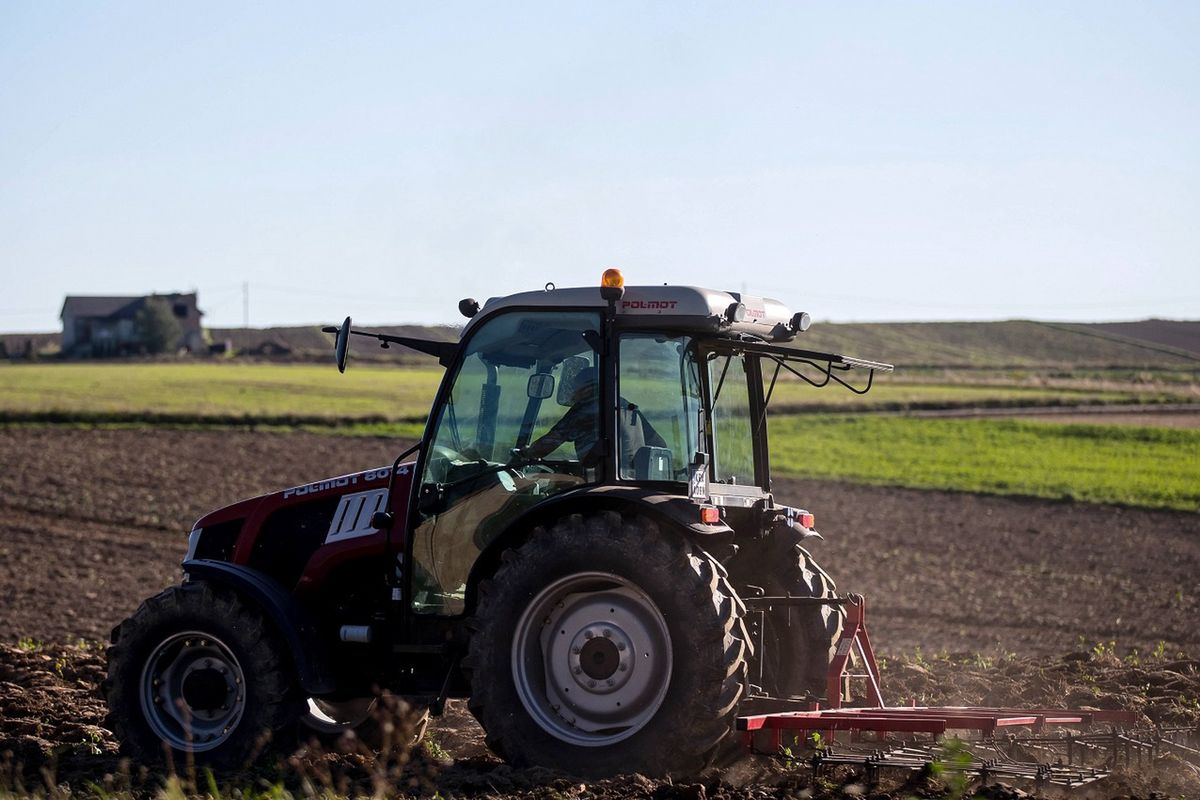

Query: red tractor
[[105, 270, 892, 776]]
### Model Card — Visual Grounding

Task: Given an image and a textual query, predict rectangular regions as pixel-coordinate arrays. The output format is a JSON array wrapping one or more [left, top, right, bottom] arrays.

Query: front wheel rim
[[512, 572, 672, 747], [139, 631, 247, 752]]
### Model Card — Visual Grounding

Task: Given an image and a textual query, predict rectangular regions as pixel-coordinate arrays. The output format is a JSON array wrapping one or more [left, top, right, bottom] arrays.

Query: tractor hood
[[192, 463, 415, 531], [187, 463, 417, 591]]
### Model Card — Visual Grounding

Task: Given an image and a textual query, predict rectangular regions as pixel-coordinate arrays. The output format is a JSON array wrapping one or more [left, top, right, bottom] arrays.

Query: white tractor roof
[[464, 285, 799, 340]]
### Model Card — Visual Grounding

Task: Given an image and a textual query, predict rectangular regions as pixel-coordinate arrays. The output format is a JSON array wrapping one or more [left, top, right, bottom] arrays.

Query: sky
[[1, 2, 1198, 331]]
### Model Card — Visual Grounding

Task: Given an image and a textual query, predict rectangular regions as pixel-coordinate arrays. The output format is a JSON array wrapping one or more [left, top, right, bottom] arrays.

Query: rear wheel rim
[[512, 571, 671, 747], [139, 631, 246, 752]]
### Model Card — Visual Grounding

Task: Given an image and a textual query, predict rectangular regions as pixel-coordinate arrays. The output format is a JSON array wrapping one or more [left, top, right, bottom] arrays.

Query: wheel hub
[[181, 666, 232, 714], [139, 632, 246, 752], [577, 634, 623, 681], [513, 573, 672, 746]]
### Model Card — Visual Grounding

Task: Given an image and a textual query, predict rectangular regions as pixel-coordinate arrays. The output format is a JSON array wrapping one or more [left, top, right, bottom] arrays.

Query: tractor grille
[[193, 519, 242, 562], [249, 498, 340, 589]]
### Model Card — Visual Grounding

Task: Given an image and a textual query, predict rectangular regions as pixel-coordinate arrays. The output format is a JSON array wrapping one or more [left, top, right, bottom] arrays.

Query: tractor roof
[[466, 285, 798, 341]]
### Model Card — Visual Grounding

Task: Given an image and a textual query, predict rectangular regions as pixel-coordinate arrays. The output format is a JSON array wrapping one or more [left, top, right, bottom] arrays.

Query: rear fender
[[463, 486, 732, 613], [182, 559, 336, 695]]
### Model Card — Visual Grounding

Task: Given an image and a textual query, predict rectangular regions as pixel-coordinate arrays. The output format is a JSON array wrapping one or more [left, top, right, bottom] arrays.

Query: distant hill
[[797, 319, 1200, 369], [4, 319, 1198, 369]]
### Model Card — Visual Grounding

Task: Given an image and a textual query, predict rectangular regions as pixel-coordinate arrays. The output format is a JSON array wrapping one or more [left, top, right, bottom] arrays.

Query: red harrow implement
[[737, 595, 1200, 790]]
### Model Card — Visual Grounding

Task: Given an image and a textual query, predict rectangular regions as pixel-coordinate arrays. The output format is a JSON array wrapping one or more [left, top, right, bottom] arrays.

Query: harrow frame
[[734, 594, 1198, 789]]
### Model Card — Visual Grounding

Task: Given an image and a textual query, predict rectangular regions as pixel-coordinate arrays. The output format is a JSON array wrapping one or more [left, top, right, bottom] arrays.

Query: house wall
[[60, 292, 206, 356]]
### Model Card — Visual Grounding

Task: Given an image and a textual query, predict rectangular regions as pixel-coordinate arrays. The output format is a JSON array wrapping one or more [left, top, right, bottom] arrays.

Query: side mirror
[[335, 316, 352, 373], [527, 372, 555, 400]]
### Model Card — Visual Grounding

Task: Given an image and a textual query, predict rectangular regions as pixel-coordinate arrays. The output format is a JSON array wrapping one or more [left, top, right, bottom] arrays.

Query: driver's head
[[572, 366, 597, 403]]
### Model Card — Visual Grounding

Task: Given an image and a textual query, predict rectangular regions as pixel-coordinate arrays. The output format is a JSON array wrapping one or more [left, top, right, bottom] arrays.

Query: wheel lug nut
[[619, 664, 628, 672], [584, 630, 594, 639], [617, 642, 626, 651], [606, 679, 615, 687], [587, 680, 596, 688], [573, 667, 582, 675], [602, 629, 612, 638], [571, 646, 581, 655]]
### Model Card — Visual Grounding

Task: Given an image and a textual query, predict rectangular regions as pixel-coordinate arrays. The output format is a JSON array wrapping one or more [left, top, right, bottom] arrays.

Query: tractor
[[104, 270, 893, 776]]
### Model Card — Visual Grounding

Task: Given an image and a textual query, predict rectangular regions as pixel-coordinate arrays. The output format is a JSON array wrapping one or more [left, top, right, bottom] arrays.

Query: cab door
[[407, 310, 602, 616]]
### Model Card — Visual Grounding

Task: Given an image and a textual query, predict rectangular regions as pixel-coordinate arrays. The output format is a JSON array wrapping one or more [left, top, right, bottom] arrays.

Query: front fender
[[182, 559, 335, 694]]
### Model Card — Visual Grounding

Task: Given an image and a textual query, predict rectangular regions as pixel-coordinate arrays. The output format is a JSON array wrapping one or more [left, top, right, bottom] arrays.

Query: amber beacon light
[[600, 268, 626, 302]]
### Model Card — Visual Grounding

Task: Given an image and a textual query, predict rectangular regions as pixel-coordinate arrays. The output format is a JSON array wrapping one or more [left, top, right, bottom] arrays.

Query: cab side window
[[708, 353, 755, 485], [617, 334, 701, 481]]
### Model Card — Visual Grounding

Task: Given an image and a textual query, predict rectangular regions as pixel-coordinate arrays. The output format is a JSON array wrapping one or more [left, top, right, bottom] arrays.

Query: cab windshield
[[412, 310, 600, 615]]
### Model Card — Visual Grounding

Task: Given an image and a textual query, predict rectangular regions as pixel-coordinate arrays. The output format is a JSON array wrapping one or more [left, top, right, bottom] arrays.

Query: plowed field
[[1, 427, 1197, 798]]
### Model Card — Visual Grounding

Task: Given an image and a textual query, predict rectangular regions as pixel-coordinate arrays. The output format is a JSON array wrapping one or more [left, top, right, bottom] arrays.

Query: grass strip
[[768, 415, 1200, 511]]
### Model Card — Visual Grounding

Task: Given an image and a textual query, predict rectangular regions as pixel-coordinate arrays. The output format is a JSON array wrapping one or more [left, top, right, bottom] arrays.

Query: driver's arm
[[525, 404, 582, 459]]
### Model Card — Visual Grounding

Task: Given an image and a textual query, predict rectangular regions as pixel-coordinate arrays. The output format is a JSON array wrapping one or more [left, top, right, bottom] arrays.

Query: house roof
[[60, 293, 199, 320]]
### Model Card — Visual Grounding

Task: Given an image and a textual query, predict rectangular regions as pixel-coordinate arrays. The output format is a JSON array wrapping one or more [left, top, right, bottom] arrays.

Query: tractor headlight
[[184, 528, 203, 562]]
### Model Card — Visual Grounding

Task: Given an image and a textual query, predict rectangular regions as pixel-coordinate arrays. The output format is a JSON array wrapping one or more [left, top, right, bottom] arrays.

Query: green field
[[2, 362, 1196, 511], [768, 415, 1200, 511], [0, 362, 442, 422], [314, 415, 1200, 511], [0, 363, 1170, 423]]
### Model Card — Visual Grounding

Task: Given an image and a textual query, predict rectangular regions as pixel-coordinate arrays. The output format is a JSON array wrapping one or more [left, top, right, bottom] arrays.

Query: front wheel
[[463, 512, 750, 776], [103, 581, 300, 767]]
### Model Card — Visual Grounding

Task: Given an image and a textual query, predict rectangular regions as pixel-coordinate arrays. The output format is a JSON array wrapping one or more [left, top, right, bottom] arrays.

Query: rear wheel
[[463, 512, 750, 776], [104, 581, 301, 767], [734, 538, 841, 700]]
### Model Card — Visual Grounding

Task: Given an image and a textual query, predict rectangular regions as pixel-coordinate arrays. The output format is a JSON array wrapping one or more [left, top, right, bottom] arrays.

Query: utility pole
[[242, 282, 249, 328]]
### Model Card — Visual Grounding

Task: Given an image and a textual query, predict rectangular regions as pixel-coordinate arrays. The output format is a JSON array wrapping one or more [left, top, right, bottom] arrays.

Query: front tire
[[104, 581, 300, 767], [463, 512, 749, 777]]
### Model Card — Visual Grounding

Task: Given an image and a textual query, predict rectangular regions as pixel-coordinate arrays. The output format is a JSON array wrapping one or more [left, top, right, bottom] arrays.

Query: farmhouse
[[60, 292, 204, 356]]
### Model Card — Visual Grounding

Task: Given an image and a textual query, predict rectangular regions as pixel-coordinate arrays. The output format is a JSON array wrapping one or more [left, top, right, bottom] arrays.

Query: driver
[[523, 367, 667, 471]]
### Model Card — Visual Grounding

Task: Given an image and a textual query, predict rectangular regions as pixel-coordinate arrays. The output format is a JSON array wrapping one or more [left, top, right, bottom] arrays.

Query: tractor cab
[[332, 270, 893, 617]]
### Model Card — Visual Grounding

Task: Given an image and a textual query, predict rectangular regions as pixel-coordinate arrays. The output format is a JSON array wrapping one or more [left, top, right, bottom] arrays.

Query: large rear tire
[[462, 512, 750, 777], [734, 536, 841, 700], [103, 581, 301, 768]]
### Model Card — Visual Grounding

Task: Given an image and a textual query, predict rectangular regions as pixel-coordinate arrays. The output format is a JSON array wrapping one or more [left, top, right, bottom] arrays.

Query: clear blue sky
[[2, 2, 1197, 331]]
